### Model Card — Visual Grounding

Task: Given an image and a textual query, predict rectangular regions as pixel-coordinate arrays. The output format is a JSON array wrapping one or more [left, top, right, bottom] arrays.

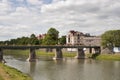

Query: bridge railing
[[0, 45, 100, 49]]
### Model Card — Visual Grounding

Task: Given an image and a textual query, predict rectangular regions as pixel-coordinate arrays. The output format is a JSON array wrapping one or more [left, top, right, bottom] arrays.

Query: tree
[[30, 34, 36, 38], [59, 36, 66, 45], [101, 30, 120, 48], [43, 28, 59, 45]]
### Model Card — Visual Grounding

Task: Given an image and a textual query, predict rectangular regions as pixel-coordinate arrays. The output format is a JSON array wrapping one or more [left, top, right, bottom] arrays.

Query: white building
[[113, 47, 120, 53], [66, 30, 101, 46], [66, 30, 84, 45]]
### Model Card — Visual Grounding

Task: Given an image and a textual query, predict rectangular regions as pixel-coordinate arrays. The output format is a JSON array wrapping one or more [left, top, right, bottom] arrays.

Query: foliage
[[30, 34, 36, 38], [101, 30, 120, 48], [42, 28, 59, 45], [95, 54, 120, 61], [59, 36, 66, 45], [0, 27, 63, 45], [4, 49, 76, 57], [0, 34, 41, 45]]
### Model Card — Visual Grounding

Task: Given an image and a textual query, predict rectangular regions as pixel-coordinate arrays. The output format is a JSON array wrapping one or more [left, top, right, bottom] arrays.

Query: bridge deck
[[0, 45, 100, 49]]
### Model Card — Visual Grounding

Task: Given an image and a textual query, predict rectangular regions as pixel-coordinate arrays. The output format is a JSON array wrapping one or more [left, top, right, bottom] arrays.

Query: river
[[4, 55, 120, 80]]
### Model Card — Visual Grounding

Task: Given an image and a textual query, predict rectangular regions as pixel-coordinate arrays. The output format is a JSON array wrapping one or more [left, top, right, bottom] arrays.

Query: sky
[[0, 0, 120, 41]]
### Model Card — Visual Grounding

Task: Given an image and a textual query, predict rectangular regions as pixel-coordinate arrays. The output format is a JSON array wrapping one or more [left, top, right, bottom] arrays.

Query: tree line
[[101, 30, 120, 48], [0, 27, 120, 48], [0, 28, 66, 45]]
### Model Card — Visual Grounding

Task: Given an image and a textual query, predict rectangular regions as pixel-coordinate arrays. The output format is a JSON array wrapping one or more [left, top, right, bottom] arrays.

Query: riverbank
[[95, 54, 120, 61], [3, 50, 120, 61], [3, 49, 76, 57], [0, 63, 32, 80]]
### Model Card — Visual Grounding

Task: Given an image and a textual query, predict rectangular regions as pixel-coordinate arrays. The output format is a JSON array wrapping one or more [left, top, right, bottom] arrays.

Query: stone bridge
[[0, 45, 101, 62]]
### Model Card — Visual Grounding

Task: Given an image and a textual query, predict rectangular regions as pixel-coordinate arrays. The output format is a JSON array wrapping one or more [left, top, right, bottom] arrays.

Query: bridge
[[0, 45, 101, 62]]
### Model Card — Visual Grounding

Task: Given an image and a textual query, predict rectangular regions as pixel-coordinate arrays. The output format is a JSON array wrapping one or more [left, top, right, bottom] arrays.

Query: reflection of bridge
[[0, 45, 101, 62]]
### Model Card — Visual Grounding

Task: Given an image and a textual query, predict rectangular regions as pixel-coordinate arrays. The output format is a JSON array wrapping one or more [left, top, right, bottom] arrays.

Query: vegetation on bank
[[93, 54, 120, 61], [3, 49, 76, 58], [0, 63, 32, 80], [101, 30, 120, 48], [0, 28, 66, 46], [3, 49, 120, 60]]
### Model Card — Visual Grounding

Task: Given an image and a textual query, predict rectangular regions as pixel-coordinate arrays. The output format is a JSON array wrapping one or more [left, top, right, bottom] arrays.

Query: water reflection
[[29, 62, 36, 77], [4, 55, 120, 80]]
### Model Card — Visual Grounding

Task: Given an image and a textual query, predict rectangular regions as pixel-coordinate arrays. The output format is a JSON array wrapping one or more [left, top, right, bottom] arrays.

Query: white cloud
[[27, 0, 43, 5], [0, 1, 12, 15], [0, 0, 120, 40]]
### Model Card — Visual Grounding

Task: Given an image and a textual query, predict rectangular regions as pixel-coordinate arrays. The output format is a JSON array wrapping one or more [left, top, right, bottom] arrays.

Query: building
[[66, 30, 101, 46], [82, 36, 101, 46], [37, 34, 46, 40], [66, 30, 84, 45]]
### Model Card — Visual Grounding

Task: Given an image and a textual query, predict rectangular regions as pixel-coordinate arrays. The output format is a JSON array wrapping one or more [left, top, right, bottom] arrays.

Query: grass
[[4, 49, 120, 61], [0, 75, 4, 80], [95, 54, 120, 61], [0, 63, 32, 80], [3, 49, 77, 58], [36, 50, 76, 57], [3, 50, 29, 56]]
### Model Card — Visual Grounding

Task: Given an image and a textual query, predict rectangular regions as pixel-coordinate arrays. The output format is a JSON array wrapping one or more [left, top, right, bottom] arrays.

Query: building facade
[[37, 34, 46, 40], [66, 30, 84, 45], [82, 36, 101, 46], [66, 30, 101, 46]]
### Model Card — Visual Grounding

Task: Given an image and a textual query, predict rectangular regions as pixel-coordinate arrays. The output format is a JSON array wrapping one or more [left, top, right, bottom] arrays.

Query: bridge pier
[[89, 47, 92, 53], [75, 48, 85, 59], [0, 48, 3, 62], [53, 48, 63, 60], [28, 48, 36, 62], [94, 47, 101, 54]]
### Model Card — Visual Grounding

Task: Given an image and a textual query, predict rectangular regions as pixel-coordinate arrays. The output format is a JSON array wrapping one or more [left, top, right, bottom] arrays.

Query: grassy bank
[[3, 49, 76, 57], [3, 50, 29, 56], [4, 50, 120, 61], [0, 63, 32, 80], [95, 54, 120, 61]]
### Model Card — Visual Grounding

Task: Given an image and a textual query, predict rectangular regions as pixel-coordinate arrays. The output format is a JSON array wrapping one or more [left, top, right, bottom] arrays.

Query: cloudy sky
[[0, 0, 120, 40]]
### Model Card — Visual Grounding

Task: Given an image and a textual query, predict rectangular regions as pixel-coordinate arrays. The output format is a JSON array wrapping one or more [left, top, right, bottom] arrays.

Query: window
[[77, 34, 80, 39]]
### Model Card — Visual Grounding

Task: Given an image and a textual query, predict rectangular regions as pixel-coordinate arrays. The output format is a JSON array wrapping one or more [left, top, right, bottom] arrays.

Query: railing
[[0, 45, 100, 49]]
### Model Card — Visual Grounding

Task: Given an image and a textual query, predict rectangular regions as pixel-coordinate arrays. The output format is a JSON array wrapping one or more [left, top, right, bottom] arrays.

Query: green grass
[[0, 75, 4, 80], [36, 50, 76, 57], [3, 49, 76, 58], [36, 50, 55, 57], [3, 50, 29, 56], [95, 54, 120, 61], [0, 63, 32, 80], [4, 50, 120, 61]]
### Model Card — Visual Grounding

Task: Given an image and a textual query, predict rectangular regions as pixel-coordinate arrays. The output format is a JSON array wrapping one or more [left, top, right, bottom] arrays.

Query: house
[[37, 34, 46, 40], [82, 36, 101, 46], [66, 30, 84, 45], [66, 30, 101, 46]]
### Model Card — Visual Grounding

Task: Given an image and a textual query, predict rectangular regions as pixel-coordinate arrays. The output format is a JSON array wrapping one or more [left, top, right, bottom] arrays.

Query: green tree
[[101, 30, 120, 48], [29, 34, 40, 45], [30, 34, 36, 38], [59, 36, 66, 45], [43, 28, 59, 45]]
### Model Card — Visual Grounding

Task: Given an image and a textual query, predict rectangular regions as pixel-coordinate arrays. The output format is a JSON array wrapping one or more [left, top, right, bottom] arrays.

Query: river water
[[4, 55, 120, 80]]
